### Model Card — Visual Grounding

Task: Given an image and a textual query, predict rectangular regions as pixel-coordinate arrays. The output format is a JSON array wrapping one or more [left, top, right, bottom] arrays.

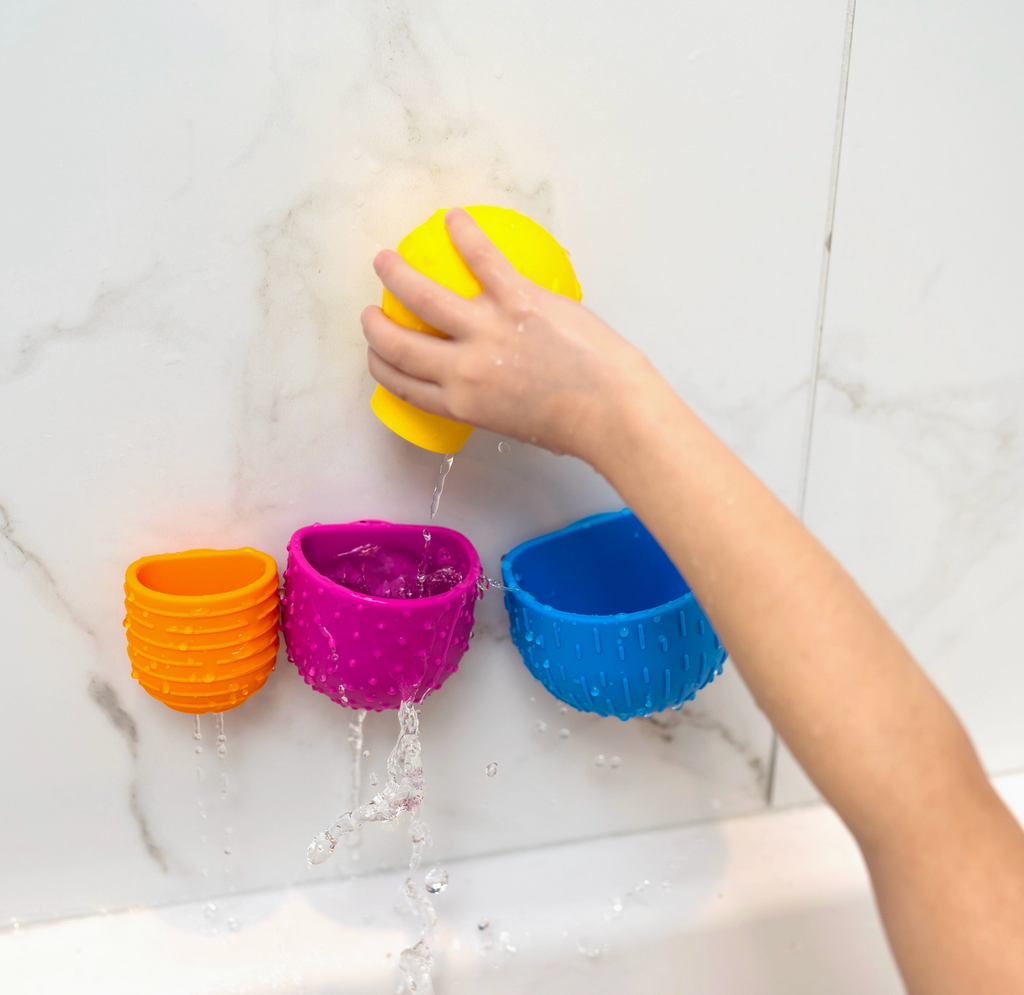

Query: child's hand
[[361, 208, 658, 462]]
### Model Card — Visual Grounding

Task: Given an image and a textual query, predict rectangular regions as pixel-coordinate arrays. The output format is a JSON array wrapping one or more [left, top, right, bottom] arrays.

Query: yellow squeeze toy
[[371, 205, 582, 453]]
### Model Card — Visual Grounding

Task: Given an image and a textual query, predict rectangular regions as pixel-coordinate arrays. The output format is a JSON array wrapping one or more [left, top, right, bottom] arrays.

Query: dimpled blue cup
[[501, 509, 726, 719]]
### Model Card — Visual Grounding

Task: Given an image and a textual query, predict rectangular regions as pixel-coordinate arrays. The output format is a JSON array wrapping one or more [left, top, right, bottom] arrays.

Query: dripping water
[[216, 712, 227, 760], [216, 713, 228, 801], [193, 715, 209, 880], [215, 713, 232, 874], [345, 709, 368, 859], [193, 715, 205, 784], [428, 454, 455, 520], [418, 530, 431, 593]]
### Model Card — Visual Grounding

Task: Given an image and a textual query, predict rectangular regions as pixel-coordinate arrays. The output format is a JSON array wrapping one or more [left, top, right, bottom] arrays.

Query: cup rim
[[286, 520, 481, 607], [125, 547, 279, 615], [501, 509, 697, 622]]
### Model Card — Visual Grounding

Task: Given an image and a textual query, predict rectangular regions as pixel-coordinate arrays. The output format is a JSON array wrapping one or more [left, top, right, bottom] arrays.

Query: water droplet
[[558, 728, 570, 739], [485, 762, 498, 777], [478, 919, 490, 931], [363, 749, 370, 758], [307, 832, 335, 865], [534, 719, 547, 733], [424, 867, 448, 894], [610, 755, 621, 768], [228, 917, 240, 931], [595, 754, 606, 766], [559, 706, 568, 715], [497, 441, 510, 454], [369, 772, 379, 787]]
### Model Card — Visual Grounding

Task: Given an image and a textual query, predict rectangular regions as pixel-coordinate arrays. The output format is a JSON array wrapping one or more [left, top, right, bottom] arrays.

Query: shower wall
[[772, 0, 1024, 804], [2, 0, 1019, 926]]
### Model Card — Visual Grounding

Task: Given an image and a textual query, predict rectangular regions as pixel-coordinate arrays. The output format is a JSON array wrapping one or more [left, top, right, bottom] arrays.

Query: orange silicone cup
[[124, 548, 280, 714]]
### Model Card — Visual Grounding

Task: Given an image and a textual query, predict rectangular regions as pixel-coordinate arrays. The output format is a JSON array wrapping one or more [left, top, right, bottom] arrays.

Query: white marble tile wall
[[773, 0, 1024, 805], [0, 0, 848, 921]]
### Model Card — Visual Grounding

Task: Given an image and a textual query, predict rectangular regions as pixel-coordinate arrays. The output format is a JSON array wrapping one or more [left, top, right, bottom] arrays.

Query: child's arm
[[362, 209, 1024, 995]]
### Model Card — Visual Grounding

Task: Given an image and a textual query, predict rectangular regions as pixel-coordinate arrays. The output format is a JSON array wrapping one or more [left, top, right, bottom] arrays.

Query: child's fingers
[[444, 208, 521, 301], [366, 347, 451, 418], [373, 250, 475, 337], [361, 306, 450, 385]]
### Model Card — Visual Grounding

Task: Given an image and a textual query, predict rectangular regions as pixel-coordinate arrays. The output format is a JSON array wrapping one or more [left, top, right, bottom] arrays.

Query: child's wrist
[[578, 362, 677, 479]]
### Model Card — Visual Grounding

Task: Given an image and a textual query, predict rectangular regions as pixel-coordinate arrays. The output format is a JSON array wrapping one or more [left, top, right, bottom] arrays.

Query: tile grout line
[[797, 0, 859, 525], [767, 0, 858, 807]]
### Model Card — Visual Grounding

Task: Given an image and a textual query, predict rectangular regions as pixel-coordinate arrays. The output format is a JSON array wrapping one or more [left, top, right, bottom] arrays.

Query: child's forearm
[[590, 375, 971, 835], [595, 375, 1024, 994]]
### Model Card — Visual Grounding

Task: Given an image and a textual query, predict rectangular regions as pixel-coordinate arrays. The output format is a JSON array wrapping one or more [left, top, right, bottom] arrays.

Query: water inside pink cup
[[323, 543, 465, 600]]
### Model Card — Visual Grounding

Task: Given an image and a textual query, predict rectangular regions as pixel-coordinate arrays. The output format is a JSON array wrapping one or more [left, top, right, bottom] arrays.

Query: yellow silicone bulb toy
[[371, 205, 582, 453]]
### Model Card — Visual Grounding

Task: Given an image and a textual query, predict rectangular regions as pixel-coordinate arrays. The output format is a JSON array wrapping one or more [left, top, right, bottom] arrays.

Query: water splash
[[332, 541, 464, 599], [399, 938, 434, 993], [428, 454, 455, 520], [307, 701, 440, 993], [475, 575, 518, 595], [308, 700, 426, 864]]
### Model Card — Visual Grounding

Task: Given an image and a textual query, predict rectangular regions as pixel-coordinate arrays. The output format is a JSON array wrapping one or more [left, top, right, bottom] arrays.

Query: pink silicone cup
[[281, 521, 482, 711]]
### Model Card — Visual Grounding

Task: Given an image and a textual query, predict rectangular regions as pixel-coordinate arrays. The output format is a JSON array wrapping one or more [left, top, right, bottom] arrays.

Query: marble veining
[[0, 0, 850, 923], [88, 677, 170, 873]]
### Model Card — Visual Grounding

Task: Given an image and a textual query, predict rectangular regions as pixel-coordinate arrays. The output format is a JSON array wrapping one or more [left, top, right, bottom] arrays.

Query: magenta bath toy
[[282, 521, 482, 711]]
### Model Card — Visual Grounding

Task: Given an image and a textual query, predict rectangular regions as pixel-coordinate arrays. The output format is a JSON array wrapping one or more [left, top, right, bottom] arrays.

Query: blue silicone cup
[[501, 509, 726, 720]]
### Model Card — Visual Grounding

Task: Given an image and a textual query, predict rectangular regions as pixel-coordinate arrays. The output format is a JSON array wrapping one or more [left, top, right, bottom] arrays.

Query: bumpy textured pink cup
[[282, 521, 482, 711]]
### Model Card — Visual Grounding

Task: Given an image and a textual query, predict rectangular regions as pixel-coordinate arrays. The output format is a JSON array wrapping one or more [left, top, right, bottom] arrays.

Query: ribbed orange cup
[[124, 548, 280, 714]]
